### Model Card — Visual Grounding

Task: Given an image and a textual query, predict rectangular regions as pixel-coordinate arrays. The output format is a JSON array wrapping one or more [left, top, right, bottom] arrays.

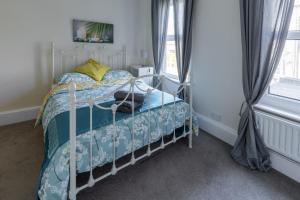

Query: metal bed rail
[[68, 74, 193, 200]]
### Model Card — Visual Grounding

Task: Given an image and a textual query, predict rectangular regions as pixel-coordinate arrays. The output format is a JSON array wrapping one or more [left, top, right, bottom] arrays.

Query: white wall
[[140, 0, 244, 130], [0, 0, 245, 131], [0, 0, 145, 112], [191, 0, 244, 130], [137, 0, 300, 183], [137, 0, 153, 65]]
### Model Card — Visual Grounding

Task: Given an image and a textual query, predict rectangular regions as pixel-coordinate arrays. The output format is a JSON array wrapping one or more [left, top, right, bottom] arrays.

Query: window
[[162, 3, 178, 79], [269, 0, 300, 101]]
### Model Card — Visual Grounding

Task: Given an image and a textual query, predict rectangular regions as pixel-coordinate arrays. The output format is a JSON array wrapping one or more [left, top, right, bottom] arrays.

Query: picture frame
[[72, 19, 113, 43]]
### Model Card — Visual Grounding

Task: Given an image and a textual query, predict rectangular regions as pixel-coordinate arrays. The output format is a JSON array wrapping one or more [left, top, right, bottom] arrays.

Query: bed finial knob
[[111, 104, 118, 113], [88, 98, 94, 107], [69, 82, 76, 93]]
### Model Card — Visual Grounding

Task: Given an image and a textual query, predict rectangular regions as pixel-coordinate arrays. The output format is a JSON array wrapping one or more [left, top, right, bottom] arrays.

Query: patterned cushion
[[103, 70, 132, 81], [56, 72, 95, 84]]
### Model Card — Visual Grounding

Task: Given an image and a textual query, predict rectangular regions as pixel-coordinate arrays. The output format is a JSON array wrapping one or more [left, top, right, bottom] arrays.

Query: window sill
[[161, 72, 179, 82], [255, 94, 300, 124], [254, 104, 300, 124]]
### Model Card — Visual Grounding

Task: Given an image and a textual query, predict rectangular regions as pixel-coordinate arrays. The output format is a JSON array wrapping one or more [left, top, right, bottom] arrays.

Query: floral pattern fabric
[[37, 74, 195, 200], [102, 69, 132, 81], [56, 72, 96, 84]]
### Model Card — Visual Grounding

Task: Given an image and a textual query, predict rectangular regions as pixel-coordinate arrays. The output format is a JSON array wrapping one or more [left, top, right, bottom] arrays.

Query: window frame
[[161, 2, 179, 81], [162, 35, 179, 81], [260, 12, 300, 116], [267, 31, 300, 101]]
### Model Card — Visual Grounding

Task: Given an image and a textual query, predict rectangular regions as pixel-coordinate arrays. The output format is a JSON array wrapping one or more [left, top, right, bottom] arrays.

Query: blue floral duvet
[[37, 73, 193, 200]]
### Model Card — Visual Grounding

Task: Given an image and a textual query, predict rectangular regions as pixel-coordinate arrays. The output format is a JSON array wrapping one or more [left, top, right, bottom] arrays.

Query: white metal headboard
[[51, 42, 127, 83]]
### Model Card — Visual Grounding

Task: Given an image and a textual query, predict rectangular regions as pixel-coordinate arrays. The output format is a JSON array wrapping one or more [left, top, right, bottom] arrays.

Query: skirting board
[[194, 112, 300, 183], [0, 106, 39, 126]]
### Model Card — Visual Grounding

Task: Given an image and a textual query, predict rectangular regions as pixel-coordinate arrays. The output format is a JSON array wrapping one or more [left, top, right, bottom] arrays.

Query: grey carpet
[[0, 120, 299, 200]]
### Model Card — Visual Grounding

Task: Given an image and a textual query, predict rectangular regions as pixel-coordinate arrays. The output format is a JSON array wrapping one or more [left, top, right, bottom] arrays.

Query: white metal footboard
[[68, 74, 193, 200]]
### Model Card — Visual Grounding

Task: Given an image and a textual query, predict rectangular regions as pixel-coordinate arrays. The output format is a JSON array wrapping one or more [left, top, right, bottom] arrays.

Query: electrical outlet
[[210, 112, 222, 122]]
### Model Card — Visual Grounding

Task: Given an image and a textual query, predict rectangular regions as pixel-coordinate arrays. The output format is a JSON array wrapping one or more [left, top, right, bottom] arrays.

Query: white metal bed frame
[[51, 42, 194, 200]]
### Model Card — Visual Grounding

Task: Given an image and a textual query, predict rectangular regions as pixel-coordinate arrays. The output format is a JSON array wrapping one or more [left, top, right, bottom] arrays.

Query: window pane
[[163, 3, 178, 77], [167, 5, 175, 36], [269, 40, 300, 100], [165, 40, 178, 76], [289, 0, 300, 31]]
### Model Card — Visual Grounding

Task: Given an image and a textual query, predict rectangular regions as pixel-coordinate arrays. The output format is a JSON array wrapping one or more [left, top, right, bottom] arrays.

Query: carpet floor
[[0, 120, 299, 200]]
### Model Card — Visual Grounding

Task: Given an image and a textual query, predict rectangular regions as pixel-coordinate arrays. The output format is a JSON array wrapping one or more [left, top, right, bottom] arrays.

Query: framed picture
[[72, 19, 113, 43]]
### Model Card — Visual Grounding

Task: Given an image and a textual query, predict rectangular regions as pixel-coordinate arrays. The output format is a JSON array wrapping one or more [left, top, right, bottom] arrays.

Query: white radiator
[[255, 111, 300, 163]]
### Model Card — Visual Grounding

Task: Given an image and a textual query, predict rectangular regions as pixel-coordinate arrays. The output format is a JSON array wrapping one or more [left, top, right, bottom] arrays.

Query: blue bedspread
[[37, 77, 193, 200]]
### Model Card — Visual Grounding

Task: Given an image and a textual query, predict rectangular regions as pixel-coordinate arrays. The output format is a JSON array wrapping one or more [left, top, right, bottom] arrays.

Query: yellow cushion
[[87, 59, 110, 74], [74, 59, 110, 81]]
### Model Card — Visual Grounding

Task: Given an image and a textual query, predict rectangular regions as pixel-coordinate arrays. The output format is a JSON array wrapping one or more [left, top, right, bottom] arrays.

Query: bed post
[[69, 82, 77, 200], [51, 42, 55, 87], [189, 82, 193, 149]]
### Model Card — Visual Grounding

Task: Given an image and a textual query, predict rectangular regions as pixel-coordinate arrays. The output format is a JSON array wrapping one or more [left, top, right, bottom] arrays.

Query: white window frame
[[267, 30, 300, 100], [162, 2, 179, 81], [257, 30, 300, 117], [162, 35, 179, 81]]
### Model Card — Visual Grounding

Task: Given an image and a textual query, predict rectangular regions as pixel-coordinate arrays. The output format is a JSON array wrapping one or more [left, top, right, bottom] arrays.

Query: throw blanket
[[114, 90, 145, 113], [115, 100, 143, 113], [114, 90, 145, 102]]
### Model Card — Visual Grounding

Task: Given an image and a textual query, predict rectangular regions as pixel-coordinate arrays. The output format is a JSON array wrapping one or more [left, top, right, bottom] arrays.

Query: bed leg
[[194, 127, 199, 136], [188, 131, 192, 149]]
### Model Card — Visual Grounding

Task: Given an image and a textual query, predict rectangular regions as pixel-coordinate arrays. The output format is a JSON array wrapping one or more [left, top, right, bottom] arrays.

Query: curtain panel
[[231, 0, 294, 171], [151, 0, 171, 86], [173, 0, 194, 98]]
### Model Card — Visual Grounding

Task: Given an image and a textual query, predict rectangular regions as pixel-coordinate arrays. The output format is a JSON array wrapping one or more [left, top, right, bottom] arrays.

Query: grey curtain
[[173, 0, 194, 98], [151, 0, 170, 86], [231, 0, 294, 171]]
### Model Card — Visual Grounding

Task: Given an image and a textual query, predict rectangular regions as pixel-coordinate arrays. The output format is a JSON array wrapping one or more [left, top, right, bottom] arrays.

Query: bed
[[36, 43, 197, 200]]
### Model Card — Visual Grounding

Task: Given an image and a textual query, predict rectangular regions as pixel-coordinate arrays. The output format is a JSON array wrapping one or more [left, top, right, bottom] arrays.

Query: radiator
[[255, 111, 300, 163]]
